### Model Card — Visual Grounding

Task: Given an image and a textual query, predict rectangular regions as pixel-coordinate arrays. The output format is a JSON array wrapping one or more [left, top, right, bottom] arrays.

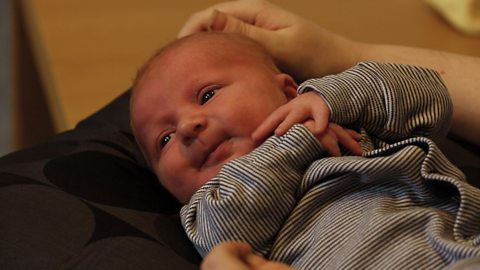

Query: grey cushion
[[0, 90, 201, 270]]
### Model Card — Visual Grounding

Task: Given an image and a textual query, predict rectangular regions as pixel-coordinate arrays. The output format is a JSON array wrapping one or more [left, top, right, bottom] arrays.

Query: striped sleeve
[[180, 125, 324, 257], [298, 61, 453, 144]]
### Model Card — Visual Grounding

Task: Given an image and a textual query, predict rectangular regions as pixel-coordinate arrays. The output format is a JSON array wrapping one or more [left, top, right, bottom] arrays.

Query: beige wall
[[13, 0, 480, 149]]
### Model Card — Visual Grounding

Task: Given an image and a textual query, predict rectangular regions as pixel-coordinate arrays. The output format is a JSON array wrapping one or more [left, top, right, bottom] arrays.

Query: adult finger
[[178, 0, 266, 37], [207, 10, 286, 58], [201, 242, 253, 270], [210, 11, 274, 39], [246, 254, 294, 270]]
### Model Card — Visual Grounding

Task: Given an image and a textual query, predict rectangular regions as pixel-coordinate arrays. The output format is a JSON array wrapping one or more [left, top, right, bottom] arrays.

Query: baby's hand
[[311, 122, 363, 156], [252, 91, 330, 142], [252, 92, 362, 156]]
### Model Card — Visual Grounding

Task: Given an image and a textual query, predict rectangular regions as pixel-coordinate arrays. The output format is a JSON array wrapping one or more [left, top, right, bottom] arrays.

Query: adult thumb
[[209, 10, 275, 47]]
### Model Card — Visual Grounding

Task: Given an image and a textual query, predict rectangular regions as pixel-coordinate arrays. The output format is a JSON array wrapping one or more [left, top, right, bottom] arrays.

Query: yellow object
[[425, 0, 480, 35]]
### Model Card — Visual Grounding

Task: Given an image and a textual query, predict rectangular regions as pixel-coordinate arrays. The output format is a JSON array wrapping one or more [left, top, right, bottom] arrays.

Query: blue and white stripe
[[181, 62, 480, 269]]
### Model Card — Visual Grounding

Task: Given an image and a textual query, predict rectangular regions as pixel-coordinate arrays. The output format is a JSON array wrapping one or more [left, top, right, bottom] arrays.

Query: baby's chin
[[169, 140, 259, 203], [194, 148, 254, 190]]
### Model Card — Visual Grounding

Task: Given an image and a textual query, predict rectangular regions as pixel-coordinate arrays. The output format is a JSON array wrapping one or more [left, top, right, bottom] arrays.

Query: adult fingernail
[[208, 9, 227, 31]]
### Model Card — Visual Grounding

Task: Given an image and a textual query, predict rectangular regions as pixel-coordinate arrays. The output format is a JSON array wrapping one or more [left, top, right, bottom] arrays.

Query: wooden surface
[[13, 0, 480, 148]]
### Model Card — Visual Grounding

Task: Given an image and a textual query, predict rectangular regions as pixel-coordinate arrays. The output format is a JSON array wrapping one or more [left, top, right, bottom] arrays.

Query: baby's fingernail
[[274, 128, 285, 136], [246, 254, 267, 268], [251, 133, 264, 143]]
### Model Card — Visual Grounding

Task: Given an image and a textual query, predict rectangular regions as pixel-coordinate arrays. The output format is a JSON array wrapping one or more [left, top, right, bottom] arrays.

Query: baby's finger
[[302, 120, 316, 135], [252, 106, 290, 142], [274, 109, 310, 136], [311, 107, 330, 135], [305, 121, 340, 156], [329, 124, 363, 155], [303, 119, 329, 139], [345, 128, 363, 141], [318, 130, 341, 157], [295, 91, 330, 135]]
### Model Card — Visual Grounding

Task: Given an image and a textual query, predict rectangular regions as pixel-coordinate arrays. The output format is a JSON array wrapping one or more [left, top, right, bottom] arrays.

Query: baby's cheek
[[156, 164, 181, 195], [231, 104, 270, 126], [158, 165, 207, 203], [200, 166, 222, 185]]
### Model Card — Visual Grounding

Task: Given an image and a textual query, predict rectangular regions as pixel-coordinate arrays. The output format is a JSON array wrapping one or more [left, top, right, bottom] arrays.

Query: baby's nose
[[177, 116, 206, 146]]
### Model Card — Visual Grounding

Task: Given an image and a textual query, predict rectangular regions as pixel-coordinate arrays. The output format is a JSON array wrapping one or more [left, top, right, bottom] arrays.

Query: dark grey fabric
[[0, 90, 201, 270]]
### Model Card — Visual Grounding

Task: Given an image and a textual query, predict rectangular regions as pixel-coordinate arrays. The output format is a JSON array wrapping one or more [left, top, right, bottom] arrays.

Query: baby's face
[[131, 35, 296, 203]]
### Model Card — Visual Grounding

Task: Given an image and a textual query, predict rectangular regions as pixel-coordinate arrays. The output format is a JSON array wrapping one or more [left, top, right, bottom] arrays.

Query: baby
[[131, 32, 480, 269], [130, 32, 360, 204]]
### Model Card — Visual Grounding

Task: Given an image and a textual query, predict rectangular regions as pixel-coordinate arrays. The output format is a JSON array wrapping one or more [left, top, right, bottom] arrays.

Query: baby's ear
[[276, 73, 298, 101]]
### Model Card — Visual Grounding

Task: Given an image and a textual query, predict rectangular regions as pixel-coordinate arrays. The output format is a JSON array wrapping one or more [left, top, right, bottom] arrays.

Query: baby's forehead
[[177, 32, 257, 51], [133, 32, 275, 100], [135, 34, 250, 91], [160, 33, 269, 65]]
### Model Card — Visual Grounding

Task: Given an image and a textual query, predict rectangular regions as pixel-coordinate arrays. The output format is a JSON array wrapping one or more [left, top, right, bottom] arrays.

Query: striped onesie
[[181, 61, 480, 269]]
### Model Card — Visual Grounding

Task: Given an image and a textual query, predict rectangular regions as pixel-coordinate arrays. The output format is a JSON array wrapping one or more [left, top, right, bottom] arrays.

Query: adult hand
[[179, 0, 480, 146], [201, 241, 294, 270], [178, 0, 361, 82]]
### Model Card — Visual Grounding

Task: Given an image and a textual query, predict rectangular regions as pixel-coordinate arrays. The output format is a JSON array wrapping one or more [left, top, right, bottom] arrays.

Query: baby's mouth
[[202, 139, 233, 169]]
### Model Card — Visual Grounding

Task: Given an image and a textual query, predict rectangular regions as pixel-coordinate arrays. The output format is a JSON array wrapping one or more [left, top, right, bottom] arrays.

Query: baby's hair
[[131, 32, 279, 94]]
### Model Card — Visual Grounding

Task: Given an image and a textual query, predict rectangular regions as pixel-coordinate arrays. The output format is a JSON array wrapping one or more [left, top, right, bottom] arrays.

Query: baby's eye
[[160, 134, 171, 148], [200, 88, 218, 105]]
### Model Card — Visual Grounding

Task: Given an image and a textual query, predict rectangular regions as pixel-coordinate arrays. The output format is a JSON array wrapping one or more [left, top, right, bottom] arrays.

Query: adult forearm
[[357, 43, 480, 146], [178, 0, 480, 146]]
